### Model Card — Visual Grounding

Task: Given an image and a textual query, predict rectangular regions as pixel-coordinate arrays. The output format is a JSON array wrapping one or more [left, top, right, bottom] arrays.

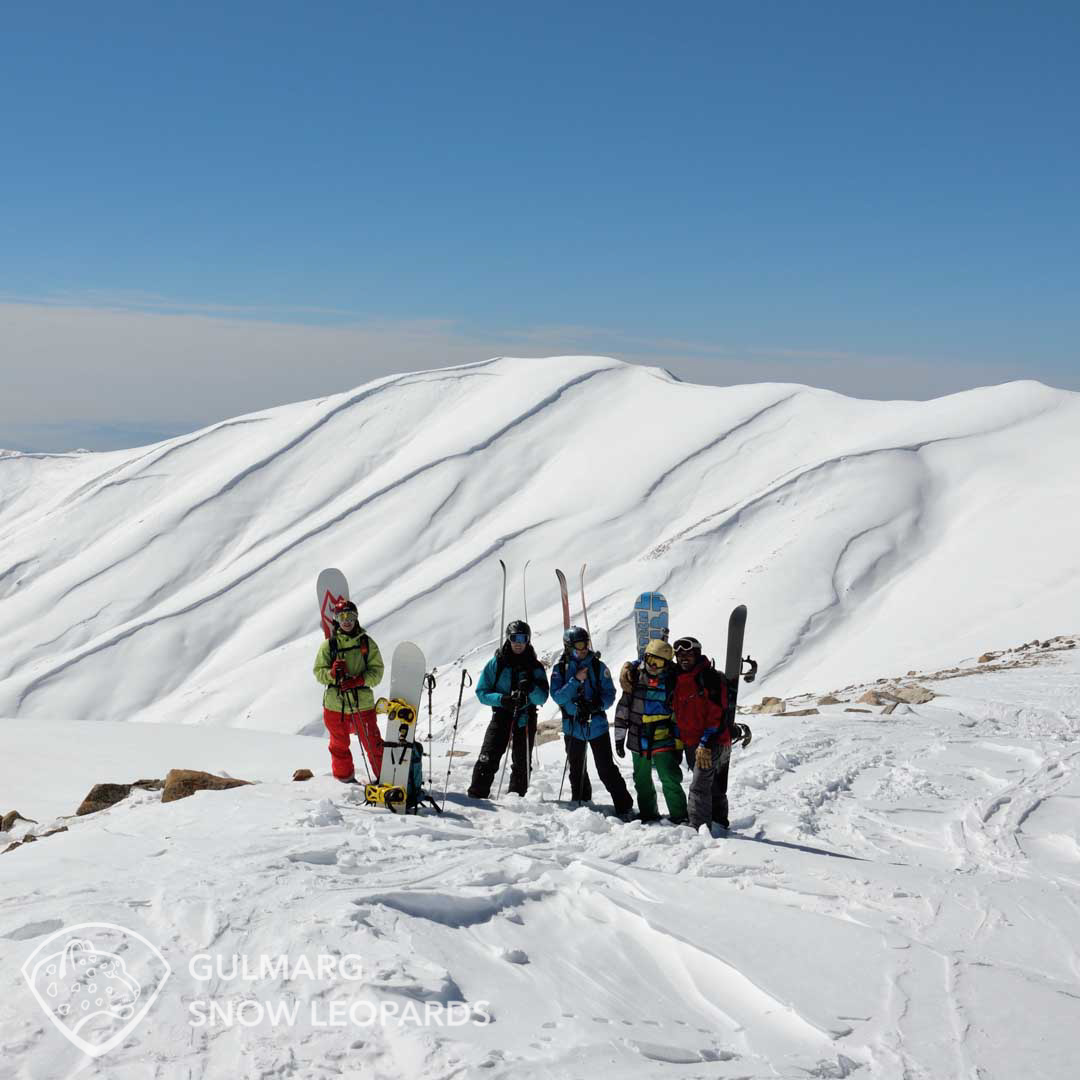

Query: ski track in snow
[[3, 654, 1080, 1078]]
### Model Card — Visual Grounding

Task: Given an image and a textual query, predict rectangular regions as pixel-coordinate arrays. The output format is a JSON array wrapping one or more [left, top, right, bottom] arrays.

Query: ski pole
[[347, 687, 375, 783], [496, 717, 513, 800], [496, 692, 522, 800], [424, 670, 437, 787], [574, 714, 590, 807], [441, 668, 471, 810], [558, 684, 587, 805]]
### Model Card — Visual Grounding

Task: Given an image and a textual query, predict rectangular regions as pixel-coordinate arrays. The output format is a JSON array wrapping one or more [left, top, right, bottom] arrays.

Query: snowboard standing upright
[[633, 592, 669, 660], [317, 568, 349, 637], [366, 642, 427, 812], [723, 604, 757, 719], [714, 603, 757, 786]]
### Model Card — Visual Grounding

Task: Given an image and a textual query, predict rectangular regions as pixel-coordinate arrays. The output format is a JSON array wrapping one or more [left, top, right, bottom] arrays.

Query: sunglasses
[[509, 633, 529, 644]]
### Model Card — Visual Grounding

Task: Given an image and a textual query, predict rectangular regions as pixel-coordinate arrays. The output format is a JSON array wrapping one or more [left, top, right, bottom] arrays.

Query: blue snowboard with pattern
[[633, 592, 669, 660]]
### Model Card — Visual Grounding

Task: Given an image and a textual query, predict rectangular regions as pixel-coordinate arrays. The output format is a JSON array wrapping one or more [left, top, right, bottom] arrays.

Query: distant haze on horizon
[[2, 4, 1077, 451], [1, 299, 1076, 453]]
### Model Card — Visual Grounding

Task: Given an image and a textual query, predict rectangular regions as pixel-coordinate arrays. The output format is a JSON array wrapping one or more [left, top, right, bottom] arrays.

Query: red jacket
[[673, 659, 730, 750]]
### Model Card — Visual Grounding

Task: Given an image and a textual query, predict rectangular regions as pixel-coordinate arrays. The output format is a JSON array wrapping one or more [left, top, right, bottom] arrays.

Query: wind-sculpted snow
[[3, 655, 1079, 1077], [0, 357, 1077, 734]]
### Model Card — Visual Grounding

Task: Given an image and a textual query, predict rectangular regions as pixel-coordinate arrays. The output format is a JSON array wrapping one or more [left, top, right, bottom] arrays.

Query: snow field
[[3, 650, 1079, 1077]]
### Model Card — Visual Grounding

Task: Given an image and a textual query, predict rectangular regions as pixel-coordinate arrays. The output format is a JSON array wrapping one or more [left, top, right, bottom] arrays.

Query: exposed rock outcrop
[[161, 770, 251, 804]]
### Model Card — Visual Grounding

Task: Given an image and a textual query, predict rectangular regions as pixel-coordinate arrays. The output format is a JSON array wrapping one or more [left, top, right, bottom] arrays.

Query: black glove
[[733, 722, 752, 748], [501, 689, 527, 711], [615, 738, 626, 759], [517, 674, 535, 696]]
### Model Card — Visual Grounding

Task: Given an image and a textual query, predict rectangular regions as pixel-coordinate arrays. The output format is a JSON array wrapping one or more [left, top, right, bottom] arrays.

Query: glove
[[340, 675, 365, 691], [734, 723, 752, 748], [615, 738, 625, 758], [619, 662, 634, 694], [501, 690, 527, 710], [695, 744, 713, 770], [329, 659, 348, 681], [517, 675, 535, 696]]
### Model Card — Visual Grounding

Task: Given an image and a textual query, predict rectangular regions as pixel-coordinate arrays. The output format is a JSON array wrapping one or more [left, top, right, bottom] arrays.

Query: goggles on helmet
[[672, 637, 701, 654]]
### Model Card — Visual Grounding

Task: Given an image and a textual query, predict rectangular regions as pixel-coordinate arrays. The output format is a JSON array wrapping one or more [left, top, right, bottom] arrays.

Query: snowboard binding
[[375, 698, 417, 726], [364, 782, 407, 812]]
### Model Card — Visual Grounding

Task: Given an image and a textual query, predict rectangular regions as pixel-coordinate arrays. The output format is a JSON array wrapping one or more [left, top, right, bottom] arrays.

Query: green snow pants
[[631, 750, 687, 821]]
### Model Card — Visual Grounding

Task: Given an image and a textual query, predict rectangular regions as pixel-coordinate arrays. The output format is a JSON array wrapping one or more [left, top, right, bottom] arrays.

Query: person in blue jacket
[[550, 625, 634, 816], [467, 620, 550, 799]]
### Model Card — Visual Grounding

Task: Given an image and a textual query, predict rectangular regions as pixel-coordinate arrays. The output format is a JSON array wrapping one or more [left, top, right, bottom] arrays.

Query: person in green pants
[[613, 639, 687, 823]]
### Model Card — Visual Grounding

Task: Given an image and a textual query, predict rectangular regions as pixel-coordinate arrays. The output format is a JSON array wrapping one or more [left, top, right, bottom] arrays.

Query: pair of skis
[[556, 564, 590, 638], [316, 568, 434, 813], [497, 560, 592, 639], [496, 558, 535, 638]]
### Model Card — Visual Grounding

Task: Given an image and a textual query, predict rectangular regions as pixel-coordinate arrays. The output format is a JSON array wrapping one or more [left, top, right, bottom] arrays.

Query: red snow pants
[[323, 707, 383, 780]]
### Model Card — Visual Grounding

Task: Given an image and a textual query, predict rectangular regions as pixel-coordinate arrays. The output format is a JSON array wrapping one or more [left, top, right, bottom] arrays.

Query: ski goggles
[[672, 637, 701, 655], [509, 632, 529, 644], [337, 610, 358, 627], [570, 638, 590, 651], [644, 654, 667, 670]]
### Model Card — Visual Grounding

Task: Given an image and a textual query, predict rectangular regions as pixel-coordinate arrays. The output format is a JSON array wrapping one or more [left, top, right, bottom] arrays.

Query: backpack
[[405, 743, 424, 810], [328, 628, 369, 666], [695, 660, 736, 737]]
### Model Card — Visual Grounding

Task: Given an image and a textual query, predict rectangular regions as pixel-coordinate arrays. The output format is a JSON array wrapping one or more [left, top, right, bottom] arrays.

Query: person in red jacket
[[672, 636, 751, 830]]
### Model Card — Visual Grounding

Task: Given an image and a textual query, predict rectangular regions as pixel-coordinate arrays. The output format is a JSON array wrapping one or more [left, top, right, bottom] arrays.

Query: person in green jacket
[[313, 600, 385, 782], [613, 639, 688, 823]]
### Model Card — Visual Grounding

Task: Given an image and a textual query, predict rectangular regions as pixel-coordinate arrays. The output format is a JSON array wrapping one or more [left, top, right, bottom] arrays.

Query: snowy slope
[[3, 357, 1080, 1079], [2, 647, 1078, 1078], [1, 356, 1078, 744]]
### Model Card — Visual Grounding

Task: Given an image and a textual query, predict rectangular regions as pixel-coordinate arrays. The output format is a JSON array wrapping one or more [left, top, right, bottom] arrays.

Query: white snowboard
[[316, 568, 349, 639], [378, 641, 426, 790]]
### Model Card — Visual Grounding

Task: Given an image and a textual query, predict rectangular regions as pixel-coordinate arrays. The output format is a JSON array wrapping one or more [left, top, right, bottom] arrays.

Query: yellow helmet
[[643, 639, 674, 662]]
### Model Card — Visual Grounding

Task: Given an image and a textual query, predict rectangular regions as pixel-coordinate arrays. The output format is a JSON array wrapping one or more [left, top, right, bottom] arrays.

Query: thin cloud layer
[[0, 300, 1063, 452]]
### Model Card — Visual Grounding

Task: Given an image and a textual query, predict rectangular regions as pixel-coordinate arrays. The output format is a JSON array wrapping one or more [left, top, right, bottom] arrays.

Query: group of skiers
[[466, 621, 751, 829], [314, 606, 750, 830]]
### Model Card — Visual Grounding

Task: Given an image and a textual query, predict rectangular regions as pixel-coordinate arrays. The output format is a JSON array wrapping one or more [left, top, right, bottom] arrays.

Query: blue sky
[[2, 2, 1078, 449]]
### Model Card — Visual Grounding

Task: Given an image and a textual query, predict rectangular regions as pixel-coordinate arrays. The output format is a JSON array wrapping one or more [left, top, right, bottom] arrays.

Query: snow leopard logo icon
[[21, 923, 171, 1058]]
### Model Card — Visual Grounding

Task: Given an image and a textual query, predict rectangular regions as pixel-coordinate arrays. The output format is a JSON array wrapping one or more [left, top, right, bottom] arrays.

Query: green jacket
[[314, 629, 384, 713]]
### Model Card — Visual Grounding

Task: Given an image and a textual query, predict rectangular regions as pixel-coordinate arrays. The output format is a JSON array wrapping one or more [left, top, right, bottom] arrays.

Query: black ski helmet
[[563, 625, 589, 649], [506, 619, 531, 643]]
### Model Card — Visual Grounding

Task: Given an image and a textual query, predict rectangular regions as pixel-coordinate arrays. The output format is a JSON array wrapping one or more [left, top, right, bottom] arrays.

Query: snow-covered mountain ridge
[[1, 355, 1077, 738]]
